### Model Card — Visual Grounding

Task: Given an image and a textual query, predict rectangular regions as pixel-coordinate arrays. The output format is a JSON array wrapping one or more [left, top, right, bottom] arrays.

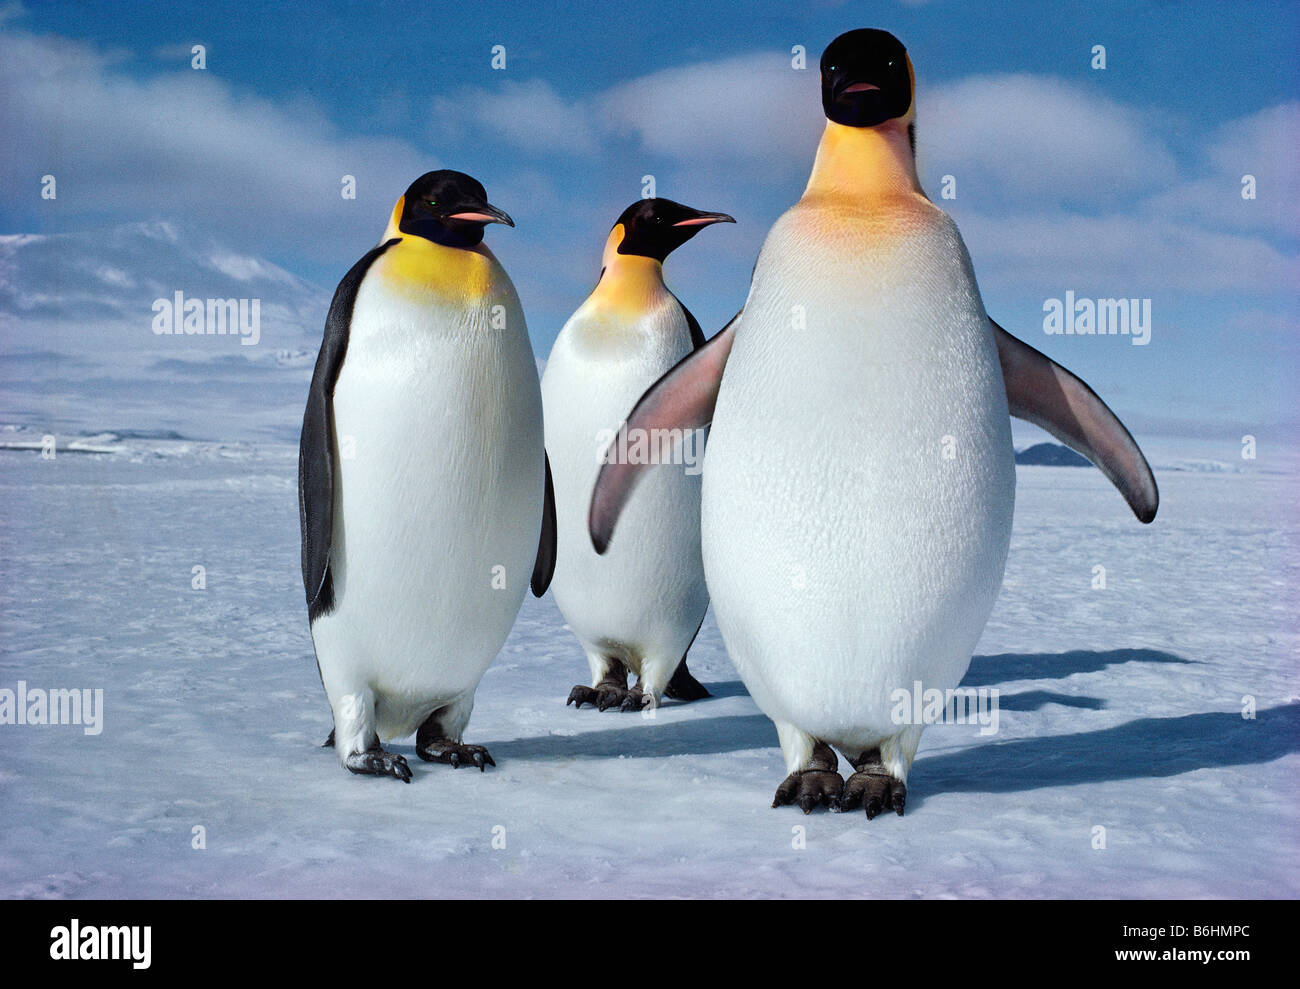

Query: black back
[[298, 238, 400, 622], [531, 454, 557, 597]]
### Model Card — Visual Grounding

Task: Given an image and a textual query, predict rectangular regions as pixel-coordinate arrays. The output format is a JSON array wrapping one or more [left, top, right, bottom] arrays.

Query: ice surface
[[0, 432, 1295, 899]]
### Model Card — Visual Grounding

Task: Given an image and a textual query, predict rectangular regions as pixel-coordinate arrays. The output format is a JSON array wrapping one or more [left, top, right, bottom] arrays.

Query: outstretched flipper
[[993, 319, 1159, 523], [531, 453, 557, 597], [299, 238, 402, 622], [588, 312, 741, 554]]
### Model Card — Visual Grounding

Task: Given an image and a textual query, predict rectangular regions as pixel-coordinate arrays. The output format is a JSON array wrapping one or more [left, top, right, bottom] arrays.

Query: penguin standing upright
[[299, 170, 555, 782], [589, 30, 1158, 817], [542, 199, 733, 712]]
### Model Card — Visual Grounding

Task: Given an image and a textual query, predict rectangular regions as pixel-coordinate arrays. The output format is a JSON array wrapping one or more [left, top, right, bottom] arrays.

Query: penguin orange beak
[[672, 212, 736, 228]]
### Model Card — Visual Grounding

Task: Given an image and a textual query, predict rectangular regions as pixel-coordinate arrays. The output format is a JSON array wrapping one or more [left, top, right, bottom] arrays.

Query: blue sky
[[1, 0, 1297, 446]]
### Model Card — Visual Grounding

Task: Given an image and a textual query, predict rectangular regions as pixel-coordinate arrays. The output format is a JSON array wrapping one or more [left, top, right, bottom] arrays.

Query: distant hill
[[0, 221, 326, 358], [0, 222, 333, 441], [1015, 442, 1091, 467]]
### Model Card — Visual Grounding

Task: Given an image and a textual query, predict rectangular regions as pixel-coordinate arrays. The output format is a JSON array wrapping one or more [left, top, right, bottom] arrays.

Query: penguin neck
[[804, 119, 923, 200], [590, 226, 668, 312]]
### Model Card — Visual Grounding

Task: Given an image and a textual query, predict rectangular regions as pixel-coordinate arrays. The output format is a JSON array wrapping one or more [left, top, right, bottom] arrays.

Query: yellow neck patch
[[589, 224, 666, 316], [377, 195, 496, 303], [804, 120, 923, 200]]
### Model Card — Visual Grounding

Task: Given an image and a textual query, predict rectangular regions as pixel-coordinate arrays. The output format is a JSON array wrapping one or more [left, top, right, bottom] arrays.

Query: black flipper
[[671, 292, 707, 349], [299, 238, 401, 623], [531, 452, 557, 597]]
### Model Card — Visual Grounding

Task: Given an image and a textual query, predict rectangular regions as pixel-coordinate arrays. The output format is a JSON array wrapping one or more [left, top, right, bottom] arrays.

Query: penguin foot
[[567, 659, 640, 711], [663, 660, 710, 702], [343, 746, 412, 783], [567, 682, 649, 712], [772, 770, 844, 814], [841, 748, 906, 818], [619, 687, 656, 713], [416, 738, 495, 772], [841, 772, 906, 818], [771, 742, 843, 813]]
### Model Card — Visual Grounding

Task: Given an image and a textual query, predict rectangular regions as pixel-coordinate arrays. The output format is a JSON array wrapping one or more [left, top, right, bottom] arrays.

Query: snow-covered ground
[[0, 430, 1296, 899]]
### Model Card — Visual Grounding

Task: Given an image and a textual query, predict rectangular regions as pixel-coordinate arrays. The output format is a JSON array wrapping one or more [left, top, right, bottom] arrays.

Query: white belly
[[701, 201, 1015, 753], [541, 296, 709, 670], [310, 256, 543, 739]]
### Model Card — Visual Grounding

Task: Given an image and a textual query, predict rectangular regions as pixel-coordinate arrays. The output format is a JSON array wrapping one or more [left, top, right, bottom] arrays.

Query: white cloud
[[431, 51, 821, 176], [0, 29, 436, 261], [919, 73, 1178, 202], [433, 79, 600, 155], [598, 51, 822, 170], [954, 208, 1300, 295], [1144, 102, 1300, 237]]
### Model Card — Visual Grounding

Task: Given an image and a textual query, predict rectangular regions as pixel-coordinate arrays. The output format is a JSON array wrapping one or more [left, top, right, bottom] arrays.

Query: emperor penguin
[[299, 170, 556, 782], [588, 30, 1158, 817], [541, 199, 734, 712]]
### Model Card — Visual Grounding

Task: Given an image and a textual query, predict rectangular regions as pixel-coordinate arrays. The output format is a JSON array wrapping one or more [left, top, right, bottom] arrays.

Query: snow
[[0, 430, 1295, 899]]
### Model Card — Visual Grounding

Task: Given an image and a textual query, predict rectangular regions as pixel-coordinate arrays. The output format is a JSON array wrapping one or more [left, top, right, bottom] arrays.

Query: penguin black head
[[820, 29, 913, 128], [398, 170, 514, 249], [612, 198, 735, 262]]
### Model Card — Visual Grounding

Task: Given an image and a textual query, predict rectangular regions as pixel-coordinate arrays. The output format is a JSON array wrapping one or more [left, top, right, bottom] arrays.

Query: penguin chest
[[702, 204, 1015, 732], [320, 262, 543, 702], [541, 300, 708, 658]]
